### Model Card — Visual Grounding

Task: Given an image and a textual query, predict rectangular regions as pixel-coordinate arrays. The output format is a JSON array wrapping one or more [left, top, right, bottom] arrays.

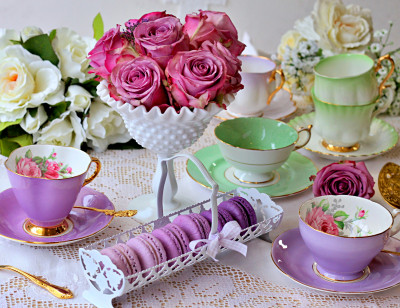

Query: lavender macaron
[[127, 233, 167, 274], [200, 208, 234, 232], [219, 196, 257, 229], [152, 223, 190, 261], [173, 213, 211, 243], [101, 243, 141, 282]]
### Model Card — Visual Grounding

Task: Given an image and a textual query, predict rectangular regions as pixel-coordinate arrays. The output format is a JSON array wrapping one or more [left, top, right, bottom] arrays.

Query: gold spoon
[[0, 265, 73, 299], [381, 250, 400, 256], [73, 206, 138, 217], [378, 162, 400, 209]]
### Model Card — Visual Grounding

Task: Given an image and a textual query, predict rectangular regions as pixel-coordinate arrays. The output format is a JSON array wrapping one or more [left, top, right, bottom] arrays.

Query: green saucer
[[186, 145, 318, 198]]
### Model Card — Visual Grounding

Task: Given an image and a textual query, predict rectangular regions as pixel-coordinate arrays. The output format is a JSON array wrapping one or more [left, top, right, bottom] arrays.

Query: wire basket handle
[[157, 153, 219, 235]]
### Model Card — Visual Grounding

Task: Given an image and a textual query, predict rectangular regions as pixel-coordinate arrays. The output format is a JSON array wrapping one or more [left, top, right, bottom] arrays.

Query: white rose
[[66, 85, 92, 112], [277, 30, 306, 59], [51, 28, 96, 82], [83, 99, 131, 152], [20, 26, 43, 41], [34, 111, 85, 148], [0, 45, 64, 122], [313, 0, 372, 53], [0, 28, 19, 49], [20, 105, 48, 134]]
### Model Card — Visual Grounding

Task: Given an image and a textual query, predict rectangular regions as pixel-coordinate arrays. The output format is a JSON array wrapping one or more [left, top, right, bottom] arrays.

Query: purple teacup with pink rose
[[5, 144, 101, 237], [299, 195, 400, 282]]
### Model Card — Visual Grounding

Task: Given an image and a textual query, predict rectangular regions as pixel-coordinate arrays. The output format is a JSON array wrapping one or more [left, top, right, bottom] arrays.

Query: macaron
[[173, 213, 211, 243], [152, 223, 190, 261], [127, 233, 167, 273], [101, 243, 141, 282], [200, 208, 234, 232], [219, 196, 257, 229]]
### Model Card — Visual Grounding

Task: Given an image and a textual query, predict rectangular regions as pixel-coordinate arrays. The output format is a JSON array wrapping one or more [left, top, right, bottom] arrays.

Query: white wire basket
[[79, 153, 283, 308]]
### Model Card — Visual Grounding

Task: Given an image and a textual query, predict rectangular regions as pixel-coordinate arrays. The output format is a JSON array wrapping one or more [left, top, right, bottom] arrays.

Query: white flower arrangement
[[276, 0, 400, 114], [0, 26, 135, 156]]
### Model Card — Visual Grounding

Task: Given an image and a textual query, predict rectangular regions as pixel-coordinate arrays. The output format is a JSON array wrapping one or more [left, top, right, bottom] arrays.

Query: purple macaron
[[152, 223, 190, 261], [200, 208, 234, 232], [101, 243, 141, 282], [173, 213, 211, 243], [219, 196, 257, 229], [127, 233, 167, 274]]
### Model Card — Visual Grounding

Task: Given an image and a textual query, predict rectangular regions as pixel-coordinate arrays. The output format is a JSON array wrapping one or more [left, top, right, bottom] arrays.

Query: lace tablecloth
[[0, 113, 400, 307]]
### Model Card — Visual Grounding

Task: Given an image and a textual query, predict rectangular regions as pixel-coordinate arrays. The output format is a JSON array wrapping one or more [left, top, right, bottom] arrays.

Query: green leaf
[[10, 39, 22, 45], [0, 119, 22, 133], [49, 29, 57, 42], [0, 134, 33, 157], [22, 34, 59, 66], [33, 156, 43, 164], [28, 108, 38, 118], [333, 211, 349, 219], [93, 13, 104, 41], [81, 79, 100, 97], [322, 204, 329, 212], [25, 149, 32, 159], [334, 221, 344, 230], [46, 101, 71, 122], [107, 139, 143, 150]]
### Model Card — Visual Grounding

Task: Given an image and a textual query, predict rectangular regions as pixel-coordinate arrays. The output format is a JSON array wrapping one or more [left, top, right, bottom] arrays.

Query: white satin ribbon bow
[[189, 220, 248, 261]]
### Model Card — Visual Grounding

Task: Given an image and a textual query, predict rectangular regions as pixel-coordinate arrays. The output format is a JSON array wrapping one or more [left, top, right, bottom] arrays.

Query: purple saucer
[[271, 228, 400, 294], [0, 187, 114, 246]]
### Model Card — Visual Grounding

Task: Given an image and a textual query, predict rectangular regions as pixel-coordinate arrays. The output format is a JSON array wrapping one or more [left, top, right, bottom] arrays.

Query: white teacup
[[226, 55, 285, 117]]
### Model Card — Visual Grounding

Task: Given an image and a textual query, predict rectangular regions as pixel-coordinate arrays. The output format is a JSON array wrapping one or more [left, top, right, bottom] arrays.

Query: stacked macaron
[[100, 196, 257, 281]]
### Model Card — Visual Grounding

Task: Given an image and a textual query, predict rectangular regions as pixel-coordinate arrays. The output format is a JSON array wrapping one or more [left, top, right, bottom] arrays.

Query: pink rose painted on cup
[[200, 40, 243, 94], [305, 206, 339, 236], [166, 50, 227, 109], [133, 16, 189, 69], [311, 161, 375, 199], [16, 158, 42, 178], [88, 25, 136, 80], [110, 57, 169, 110], [183, 10, 245, 57]]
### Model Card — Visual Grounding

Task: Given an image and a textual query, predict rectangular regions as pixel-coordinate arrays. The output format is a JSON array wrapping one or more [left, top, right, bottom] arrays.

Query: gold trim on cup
[[321, 140, 360, 153], [232, 171, 276, 185], [312, 262, 370, 283], [375, 54, 395, 97], [23, 219, 72, 237]]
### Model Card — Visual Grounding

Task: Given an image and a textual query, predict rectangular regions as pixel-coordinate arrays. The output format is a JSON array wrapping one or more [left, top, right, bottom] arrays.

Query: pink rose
[[305, 206, 339, 236], [200, 40, 243, 94], [66, 167, 72, 174], [133, 16, 189, 69], [311, 161, 375, 199], [16, 158, 42, 178], [125, 11, 171, 28], [358, 210, 365, 218], [110, 56, 170, 110], [88, 25, 136, 79], [46, 161, 60, 172], [183, 10, 245, 57], [166, 50, 227, 109], [44, 170, 59, 179]]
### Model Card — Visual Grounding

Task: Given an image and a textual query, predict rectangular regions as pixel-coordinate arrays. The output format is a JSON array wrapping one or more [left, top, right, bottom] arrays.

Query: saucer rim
[[288, 112, 398, 160], [214, 88, 297, 121], [0, 187, 114, 246], [270, 228, 400, 295], [186, 145, 317, 198]]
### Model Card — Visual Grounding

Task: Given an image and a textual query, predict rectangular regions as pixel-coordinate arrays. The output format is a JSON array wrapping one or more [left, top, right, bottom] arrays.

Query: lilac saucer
[[271, 228, 400, 294], [0, 187, 114, 246]]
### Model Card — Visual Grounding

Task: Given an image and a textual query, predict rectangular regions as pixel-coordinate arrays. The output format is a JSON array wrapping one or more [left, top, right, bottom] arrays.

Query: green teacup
[[214, 118, 311, 184], [314, 53, 394, 106]]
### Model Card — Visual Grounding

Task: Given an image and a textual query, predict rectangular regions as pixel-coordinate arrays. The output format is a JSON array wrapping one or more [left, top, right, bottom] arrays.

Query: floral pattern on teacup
[[305, 199, 371, 237], [16, 149, 73, 179]]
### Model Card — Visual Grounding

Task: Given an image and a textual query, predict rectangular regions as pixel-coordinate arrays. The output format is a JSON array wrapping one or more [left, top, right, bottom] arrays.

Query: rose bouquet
[[0, 26, 133, 157], [310, 160, 375, 199], [275, 0, 400, 112]]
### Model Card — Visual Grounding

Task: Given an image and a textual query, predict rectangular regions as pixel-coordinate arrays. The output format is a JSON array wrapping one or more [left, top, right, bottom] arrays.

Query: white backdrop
[[0, 0, 399, 55]]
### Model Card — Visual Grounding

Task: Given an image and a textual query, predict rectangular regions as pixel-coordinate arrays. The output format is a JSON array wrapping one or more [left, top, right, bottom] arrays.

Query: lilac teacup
[[5, 145, 101, 237], [299, 195, 400, 282]]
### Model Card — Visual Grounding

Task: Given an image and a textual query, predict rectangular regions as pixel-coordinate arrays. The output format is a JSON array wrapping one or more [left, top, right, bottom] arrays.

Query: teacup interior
[[6, 145, 92, 179], [314, 54, 374, 78], [239, 55, 276, 74], [215, 118, 298, 150], [299, 195, 393, 237]]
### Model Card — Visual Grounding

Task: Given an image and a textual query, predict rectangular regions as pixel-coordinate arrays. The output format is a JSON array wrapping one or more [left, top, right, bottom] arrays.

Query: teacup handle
[[375, 54, 395, 98], [267, 69, 285, 105], [390, 208, 400, 236], [83, 157, 101, 186], [294, 125, 312, 151]]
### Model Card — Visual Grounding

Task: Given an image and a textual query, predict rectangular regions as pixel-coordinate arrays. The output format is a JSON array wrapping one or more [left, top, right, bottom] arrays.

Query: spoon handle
[[0, 265, 73, 299], [73, 206, 138, 217], [381, 249, 400, 256]]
